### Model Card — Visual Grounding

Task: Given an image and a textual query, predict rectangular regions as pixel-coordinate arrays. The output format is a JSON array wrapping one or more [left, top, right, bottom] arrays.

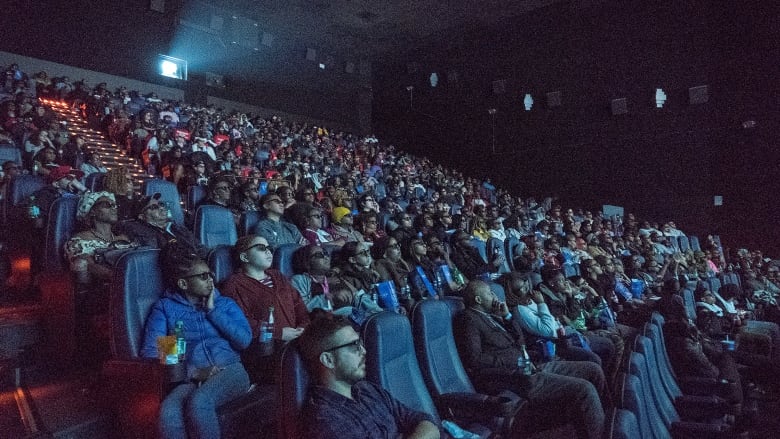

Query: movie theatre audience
[[6, 59, 780, 437]]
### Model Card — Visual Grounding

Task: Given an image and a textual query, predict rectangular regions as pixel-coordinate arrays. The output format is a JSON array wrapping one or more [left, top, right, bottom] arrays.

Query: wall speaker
[[547, 91, 562, 107], [689, 85, 709, 105], [611, 98, 628, 115]]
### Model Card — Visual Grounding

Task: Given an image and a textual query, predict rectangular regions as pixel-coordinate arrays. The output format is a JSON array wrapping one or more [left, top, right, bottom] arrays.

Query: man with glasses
[[197, 175, 238, 217], [298, 314, 440, 439], [253, 193, 306, 249], [119, 192, 209, 258], [222, 235, 310, 381]]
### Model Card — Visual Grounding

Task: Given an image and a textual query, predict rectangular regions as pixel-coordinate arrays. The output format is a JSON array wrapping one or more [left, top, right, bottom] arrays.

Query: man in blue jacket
[[141, 244, 252, 439]]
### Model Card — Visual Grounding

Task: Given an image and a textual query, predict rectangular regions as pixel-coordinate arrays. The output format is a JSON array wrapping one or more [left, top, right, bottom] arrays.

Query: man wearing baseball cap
[[117, 192, 208, 258]]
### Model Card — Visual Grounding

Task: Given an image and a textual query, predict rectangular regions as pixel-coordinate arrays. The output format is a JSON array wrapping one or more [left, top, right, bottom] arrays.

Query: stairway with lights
[[40, 99, 152, 188]]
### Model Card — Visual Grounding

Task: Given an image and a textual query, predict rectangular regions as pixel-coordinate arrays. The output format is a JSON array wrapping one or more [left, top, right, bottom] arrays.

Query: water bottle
[[259, 306, 274, 356], [518, 344, 533, 376], [433, 270, 444, 294], [28, 196, 40, 219], [174, 320, 186, 362]]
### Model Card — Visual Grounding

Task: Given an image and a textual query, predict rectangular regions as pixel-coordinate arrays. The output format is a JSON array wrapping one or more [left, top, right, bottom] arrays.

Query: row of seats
[[279, 296, 639, 438], [618, 312, 740, 438]]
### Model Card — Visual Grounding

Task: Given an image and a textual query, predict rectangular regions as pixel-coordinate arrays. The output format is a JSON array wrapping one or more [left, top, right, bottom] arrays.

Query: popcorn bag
[[157, 335, 180, 365]]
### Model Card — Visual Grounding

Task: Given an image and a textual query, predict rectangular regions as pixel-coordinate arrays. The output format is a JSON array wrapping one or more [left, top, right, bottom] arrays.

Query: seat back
[[471, 238, 487, 263], [643, 322, 682, 400], [634, 335, 677, 428], [142, 179, 184, 225], [441, 295, 465, 318], [194, 205, 238, 249], [108, 248, 164, 359], [689, 235, 701, 252], [9, 174, 45, 206], [504, 236, 522, 271], [84, 172, 107, 192], [681, 289, 697, 321], [678, 235, 690, 252], [362, 311, 441, 423], [186, 185, 207, 212], [0, 144, 21, 165], [42, 195, 79, 272], [708, 276, 722, 295], [607, 408, 640, 439], [626, 352, 669, 439], [618, 372, 655, 439], [277, 341, 310, 439], [486, 238, 510, 274], [239, 211, 262, 237], [272, 243, 302, 278], [411, 300, 476, 398], [562, 262, 579, 278], [208, 244, 235, 286]]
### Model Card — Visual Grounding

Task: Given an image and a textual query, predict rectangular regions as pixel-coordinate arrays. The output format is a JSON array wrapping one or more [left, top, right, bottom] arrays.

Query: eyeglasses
[[183, 271, 214, 281], [387, 243, 401, 250], [309, 214, 323, 219], [214, 185, 231, 192], [144, 202, 169, 212], [265, 198, 283, 204], [94, 201, 117, 209], [355, 249, 371, 258], [247, 243, 274, 253], [324, 338, 364, 353]]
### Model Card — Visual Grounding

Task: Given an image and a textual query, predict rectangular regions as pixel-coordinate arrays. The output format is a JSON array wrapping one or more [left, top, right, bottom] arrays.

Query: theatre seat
[[84, 172, 106, 192], [272, 243, 301, 278], [362, 311, 493, 438], [208, 244, 235, 286], [186, 185, 206, 212], [142, 179, 184, 226], [486, 238, 511, 274], [277, 341, 309, 439], [194, 205, 238, 249], [3, 174, 44, 223], [102, 248, 275, 438], [42, 195, 79, 273], [239, 211, 262, 237], [411, 300, 522, 436]]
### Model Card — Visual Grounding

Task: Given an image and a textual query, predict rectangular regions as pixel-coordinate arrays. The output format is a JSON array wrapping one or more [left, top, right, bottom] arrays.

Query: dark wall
[[0, 0, 363, 129], [373, 1, 780, 255]]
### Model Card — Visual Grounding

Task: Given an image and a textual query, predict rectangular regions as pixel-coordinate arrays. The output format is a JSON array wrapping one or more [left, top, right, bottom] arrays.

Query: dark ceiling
[[170, 0, 571, 88]]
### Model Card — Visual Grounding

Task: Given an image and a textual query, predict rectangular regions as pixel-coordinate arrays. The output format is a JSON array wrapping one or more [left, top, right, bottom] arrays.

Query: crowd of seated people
[[4, 60, 780, 437]]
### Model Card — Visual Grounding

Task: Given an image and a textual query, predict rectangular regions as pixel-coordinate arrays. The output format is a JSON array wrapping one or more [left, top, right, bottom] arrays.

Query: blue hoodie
[[141, 288, 252, 377]]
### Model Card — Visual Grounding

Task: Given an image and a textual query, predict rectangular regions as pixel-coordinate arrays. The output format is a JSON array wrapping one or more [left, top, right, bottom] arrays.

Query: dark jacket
[[119, 219, 208, 259]]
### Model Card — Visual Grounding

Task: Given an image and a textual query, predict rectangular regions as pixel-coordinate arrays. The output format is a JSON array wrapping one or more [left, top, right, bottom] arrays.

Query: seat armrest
[[671, 420, 733, 439], [435, 392, 524, 420], [674, 394, 731, 420], [100, 358, 175, 438], [677, 376, 721, 395]]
